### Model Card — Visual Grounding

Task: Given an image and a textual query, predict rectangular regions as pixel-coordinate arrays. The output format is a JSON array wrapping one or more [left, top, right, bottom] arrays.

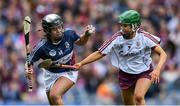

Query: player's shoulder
[[32, 37, 47, 50], [103, 31, 121, 44], [137, 28, 152, 35], [114, 31, 125, 41], [38, 37, 48, 44], [137, 28, 156, 38], [64, 28, 77, 37], [110, 31, 122, 39], [64, 28, 75, 33], [137, 28, 160, 44]]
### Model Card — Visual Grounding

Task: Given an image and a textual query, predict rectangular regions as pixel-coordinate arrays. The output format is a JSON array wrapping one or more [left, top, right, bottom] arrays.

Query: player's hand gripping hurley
[[38, 59, 77, 70], [23, 16, 33, 92]]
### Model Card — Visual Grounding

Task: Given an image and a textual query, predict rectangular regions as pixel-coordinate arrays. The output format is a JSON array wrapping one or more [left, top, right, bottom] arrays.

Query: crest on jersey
[[65, 42, 70, 48], [128, 45, 131, 49], [49, 49, 56, 57]]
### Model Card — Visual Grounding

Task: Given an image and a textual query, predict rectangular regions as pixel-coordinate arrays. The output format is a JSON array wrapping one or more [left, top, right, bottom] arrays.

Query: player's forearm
[[78, 33, 91, 45], [80, 51, 105, 66], [156, 50, 167, 71]]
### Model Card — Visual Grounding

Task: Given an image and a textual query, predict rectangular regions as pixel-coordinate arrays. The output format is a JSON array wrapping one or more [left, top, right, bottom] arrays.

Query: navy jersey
[[29, 28, 80, 73]]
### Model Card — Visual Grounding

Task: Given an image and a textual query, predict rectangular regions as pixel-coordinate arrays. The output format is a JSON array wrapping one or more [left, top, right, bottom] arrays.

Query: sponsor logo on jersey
[[49, 49, 56, 57], [59, 49, 63, 55]]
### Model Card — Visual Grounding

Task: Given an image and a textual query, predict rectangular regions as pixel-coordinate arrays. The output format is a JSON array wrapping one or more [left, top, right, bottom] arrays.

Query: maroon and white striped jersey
[[98, 29, 160, 74]]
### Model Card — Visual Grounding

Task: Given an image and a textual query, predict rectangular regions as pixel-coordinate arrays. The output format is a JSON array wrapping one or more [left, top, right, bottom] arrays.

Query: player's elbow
[[78, 41, 87, 45], [159, 49, 167, 62], [162, 51, 167, 61]]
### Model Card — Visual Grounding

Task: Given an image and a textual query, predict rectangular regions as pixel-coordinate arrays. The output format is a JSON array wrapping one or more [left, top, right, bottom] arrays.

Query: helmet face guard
[[42, 14, 64, 34], [118, 10, 141, 31]]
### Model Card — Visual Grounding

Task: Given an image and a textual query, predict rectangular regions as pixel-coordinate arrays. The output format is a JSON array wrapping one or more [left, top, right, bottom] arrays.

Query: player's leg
[[118, 70, 137, 105], [46, 91, 53, 105], [134, 78, 152, 105], [49, 76, 74, 105], [121, 85, 136, 105]]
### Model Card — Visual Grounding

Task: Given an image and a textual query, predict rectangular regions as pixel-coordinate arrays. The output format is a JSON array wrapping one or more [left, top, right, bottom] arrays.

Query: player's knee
[[134, 93, 144, 103], [50, 92, 62, 102]]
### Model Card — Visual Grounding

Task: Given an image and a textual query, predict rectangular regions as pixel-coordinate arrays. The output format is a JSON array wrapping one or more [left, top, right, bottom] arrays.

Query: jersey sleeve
[[29, 48, 41, 65], [71, 30, 80, 42], [30, 41, 45, 64], [98, 36, 118, 55], [65, 28, 80, 42]]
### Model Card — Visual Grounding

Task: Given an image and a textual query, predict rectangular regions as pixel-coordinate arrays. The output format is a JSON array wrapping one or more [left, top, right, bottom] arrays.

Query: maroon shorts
[[118, 68, 153, 90]]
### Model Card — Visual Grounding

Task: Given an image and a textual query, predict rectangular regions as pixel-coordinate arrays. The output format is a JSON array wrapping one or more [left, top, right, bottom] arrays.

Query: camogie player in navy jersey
[[25, 14, 95, 105], [75, 10, 167, 105]]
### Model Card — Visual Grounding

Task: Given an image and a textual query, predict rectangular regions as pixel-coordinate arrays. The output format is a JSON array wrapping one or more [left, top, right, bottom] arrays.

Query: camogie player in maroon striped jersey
[[75, 10, 167, 105]]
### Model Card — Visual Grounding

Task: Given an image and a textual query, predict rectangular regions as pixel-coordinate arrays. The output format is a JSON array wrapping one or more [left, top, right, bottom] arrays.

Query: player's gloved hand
[[38, 59, 54, 70], [85, 25, 95, 36], [25, 63, 33, 80], [74, 62, 83, 70]]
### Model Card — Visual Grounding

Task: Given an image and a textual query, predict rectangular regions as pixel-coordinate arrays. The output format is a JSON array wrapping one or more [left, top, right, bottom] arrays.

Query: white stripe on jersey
[[53, 51, 73, 64]]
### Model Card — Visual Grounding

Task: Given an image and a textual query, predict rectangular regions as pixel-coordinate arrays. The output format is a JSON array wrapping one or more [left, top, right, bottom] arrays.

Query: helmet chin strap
[[120, 29, 123, 33], [131, 23, 140, 32], [132, 24, 136, 32]]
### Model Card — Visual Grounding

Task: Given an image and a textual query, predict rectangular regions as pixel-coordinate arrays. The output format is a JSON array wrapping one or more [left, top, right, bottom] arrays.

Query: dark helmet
[[42, 14, 63, 34]]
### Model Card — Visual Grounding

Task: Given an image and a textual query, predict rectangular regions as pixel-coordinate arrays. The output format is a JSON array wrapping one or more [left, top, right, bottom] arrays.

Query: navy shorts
[[118, 67, 153, 90]]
